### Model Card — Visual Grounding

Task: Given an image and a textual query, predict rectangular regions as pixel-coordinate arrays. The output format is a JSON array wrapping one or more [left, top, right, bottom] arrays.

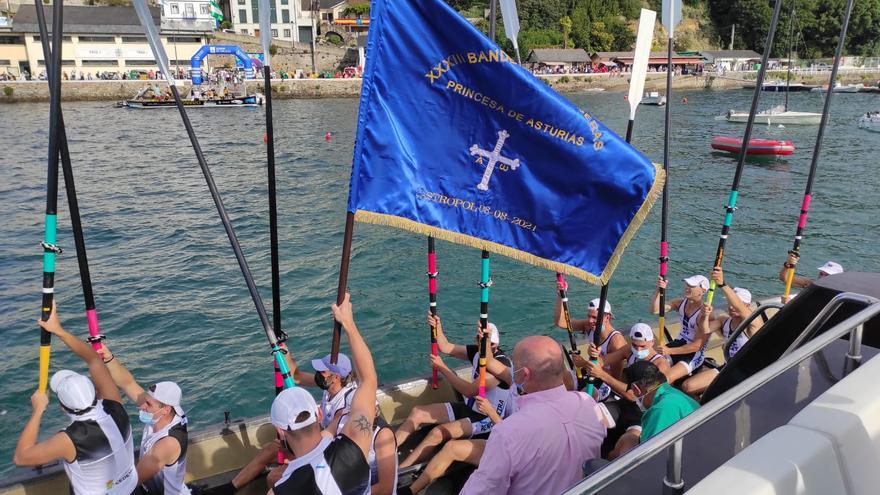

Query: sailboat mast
[[784, 0, 794, 111]]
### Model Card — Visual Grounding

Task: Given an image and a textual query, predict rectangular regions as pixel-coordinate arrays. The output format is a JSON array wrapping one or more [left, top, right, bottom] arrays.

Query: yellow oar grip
[[783, 267, 795, 299], [658, 316, 666, 347], [706, 280, 717, 305], [38, 345, 51, 393]]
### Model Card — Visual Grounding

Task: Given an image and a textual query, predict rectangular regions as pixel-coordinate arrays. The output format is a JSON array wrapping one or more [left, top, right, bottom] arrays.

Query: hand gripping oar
[[37, 0, 64, 393], [133, 0, 294, 389], [782, 0, 855, 299], [556, 273, 584, 380], [477, 250, 491, 398], [34, 0, 105, 355], [658, 2, 676, 346], [706, 0, 785, 305], [586, 8, 655, 396], [258, 0, 291, 465], [428, 237, 439, 389]]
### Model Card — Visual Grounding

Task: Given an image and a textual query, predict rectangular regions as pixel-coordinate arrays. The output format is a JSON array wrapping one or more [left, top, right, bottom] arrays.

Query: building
[[592, 51, 706, 70], [526, 48, 590, 70], [699, 50, 761, 71], [0, 5, 211, 77], [161, 0, 217, 32]]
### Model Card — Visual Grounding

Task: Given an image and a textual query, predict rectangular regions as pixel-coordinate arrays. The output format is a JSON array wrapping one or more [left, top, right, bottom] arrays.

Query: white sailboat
[[726, 0, 822, 125], [811, 82, 864, 93]]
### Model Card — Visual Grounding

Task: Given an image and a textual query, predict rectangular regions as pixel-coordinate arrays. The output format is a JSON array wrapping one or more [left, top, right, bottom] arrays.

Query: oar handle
[[556, 273, 584, 380], [783, 267, 796, 299], [428, 237, 439, 389], [478, 251, 490, 398]]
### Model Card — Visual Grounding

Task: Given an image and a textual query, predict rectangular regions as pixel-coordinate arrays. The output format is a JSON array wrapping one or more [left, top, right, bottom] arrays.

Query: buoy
[[325, 132, 332, 142], [623, 95, 628, 101], [681, 96, 689, 104], [263, 133, 268, 144]]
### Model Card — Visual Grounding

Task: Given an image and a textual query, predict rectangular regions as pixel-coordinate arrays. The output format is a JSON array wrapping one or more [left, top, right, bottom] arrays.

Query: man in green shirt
[[625, 360, 700, 443]]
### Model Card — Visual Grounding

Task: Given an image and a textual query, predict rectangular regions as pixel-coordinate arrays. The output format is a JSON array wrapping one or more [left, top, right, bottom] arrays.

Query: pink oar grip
[[86, 309, 102, 351], [798, 194, 812, 228], [659, 241, 669, 277]]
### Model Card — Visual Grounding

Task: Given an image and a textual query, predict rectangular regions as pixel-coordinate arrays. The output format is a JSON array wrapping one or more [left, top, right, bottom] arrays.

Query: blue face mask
[[139, 409, 156, 425], [632, 346, 650, 360]]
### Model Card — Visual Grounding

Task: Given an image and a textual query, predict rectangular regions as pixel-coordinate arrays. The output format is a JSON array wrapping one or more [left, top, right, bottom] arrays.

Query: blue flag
[[348, 0, 664, 285]]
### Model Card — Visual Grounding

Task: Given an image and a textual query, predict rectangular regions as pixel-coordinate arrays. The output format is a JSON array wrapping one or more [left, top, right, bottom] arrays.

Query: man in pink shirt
[[460, 336, 606, 495]]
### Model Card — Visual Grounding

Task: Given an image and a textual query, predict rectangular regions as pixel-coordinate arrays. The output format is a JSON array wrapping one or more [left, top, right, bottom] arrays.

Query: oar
[[427, 237, 439, 389], [586, 8, 655, 396], [706, 0, 785, 305], [782, 0, 855, 298], [658, 1, 677, 346], [258, 0, 290, 465], [477, 250, 491, 398], [133, 0, 294, 389], [556, 273, 583, 380], [37, 0, 65, 393], [34, 0, 105, 354]]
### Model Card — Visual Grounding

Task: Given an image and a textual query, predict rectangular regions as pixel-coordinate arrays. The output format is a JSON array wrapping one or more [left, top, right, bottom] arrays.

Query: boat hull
[[121, 95, 261, 109], [726, 111, 822, 125], [711, 136, 795, 156]]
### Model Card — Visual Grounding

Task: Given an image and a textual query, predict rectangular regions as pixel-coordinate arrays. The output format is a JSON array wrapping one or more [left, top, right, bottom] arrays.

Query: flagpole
[[585, 8, 655, 396], [659, 1, 678, 346], [706, 0, 784, 305], [556, 273, 584, 380], [35, 0, 105, 354], [132, 0, 294, 389], [330, 212, 355, 363], [782, 0, 855, 298], [37, 0, 64, 393]]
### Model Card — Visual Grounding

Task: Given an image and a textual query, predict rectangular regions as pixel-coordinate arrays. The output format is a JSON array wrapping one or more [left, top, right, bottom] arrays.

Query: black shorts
[[444, 402, 493, 438], [667, 339, 705, 373], [603, 398, 643, 431]]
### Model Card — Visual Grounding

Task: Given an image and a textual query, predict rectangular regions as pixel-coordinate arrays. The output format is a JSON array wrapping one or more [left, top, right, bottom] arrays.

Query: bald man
[[460, 336, 606, 495]]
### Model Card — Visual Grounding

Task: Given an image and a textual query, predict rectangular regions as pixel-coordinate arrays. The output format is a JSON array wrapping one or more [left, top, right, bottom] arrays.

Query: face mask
[[632, 346, 650, 360], [314, 371, 330, 390], [513, 367, 526, 395], [635, 395, 648, 412], [139, 409, 157, 425]]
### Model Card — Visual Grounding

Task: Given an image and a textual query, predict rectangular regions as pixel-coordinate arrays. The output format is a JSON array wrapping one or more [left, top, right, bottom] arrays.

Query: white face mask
[[635, 394, 648, 412], [631, 346, 650, 360]]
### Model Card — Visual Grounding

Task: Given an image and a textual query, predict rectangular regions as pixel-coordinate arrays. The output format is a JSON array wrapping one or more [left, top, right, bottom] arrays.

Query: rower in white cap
[[100, 343, 190, 494], [682, 267, 764, 397], [14, 302, 137, 495], [652, 274, 714, 385], [395, 314, 512, 469], [779, 252, 844, 302]]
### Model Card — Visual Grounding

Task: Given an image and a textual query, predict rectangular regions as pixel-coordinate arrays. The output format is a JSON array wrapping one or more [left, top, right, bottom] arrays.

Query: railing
[[723, 303, 783, 361], [563, 296, 880, 495], [784, 293, 879, 356]]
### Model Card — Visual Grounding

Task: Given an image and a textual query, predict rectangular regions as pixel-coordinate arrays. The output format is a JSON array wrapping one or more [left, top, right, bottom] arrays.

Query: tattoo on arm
[[352, 415, 372, 436]]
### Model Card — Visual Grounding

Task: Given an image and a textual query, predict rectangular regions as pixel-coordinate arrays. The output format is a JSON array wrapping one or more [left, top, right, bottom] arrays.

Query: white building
[[161, 0, 217, 32], [230, 0, 346, 43]]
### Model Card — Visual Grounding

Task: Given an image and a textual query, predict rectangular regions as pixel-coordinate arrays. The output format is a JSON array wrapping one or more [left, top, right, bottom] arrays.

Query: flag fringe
[[354, 163, 666, 286]]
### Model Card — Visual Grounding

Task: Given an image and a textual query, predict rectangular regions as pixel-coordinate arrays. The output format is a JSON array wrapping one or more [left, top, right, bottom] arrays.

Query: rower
[[651, 275, 714, 385], [779, 252, 843, 301], [683, 267, 762, 397], [269, 293, 378, 495], [395, 315, 512, 469], [337, 406, 398, 495], [13, 302, 137, 495], [575, 323, 670, 459], [100, 344, 190, 495]]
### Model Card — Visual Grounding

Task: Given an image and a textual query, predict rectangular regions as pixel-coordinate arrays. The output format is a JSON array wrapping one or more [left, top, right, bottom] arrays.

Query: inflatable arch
[[190, 45, 254, 85]]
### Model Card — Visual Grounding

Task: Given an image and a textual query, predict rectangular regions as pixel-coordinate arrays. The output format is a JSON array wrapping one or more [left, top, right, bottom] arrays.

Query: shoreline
[[2, 71, 878, 103]]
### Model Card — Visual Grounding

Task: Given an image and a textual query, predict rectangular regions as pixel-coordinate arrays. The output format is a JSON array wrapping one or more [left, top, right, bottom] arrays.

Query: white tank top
[[365, 419, 397, 495], [465, 351, 511, 418], [592, 330, 622, 402], [723, 318, 749, 358], [140, 414, 189, 495], [627, 352, 667, 367], [321, 382, 357, 429], [677, 300, 702, 343], [62, 399, 137, 495]]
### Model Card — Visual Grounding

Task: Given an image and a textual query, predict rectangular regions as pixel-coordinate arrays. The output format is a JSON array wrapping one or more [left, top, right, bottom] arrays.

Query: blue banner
[[348, 0, 664, 284]]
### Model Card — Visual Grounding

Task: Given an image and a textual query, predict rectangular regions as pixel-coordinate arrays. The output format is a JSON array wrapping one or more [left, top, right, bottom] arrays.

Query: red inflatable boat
[[711, 136, 795, 156]]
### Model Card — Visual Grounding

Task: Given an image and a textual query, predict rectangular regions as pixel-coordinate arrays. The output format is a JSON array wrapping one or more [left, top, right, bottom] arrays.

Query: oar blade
[[258, 0, 272, 66], [628, 8, 656, 120], [662, 0, 682, 38], [133, 0, 174, 85]]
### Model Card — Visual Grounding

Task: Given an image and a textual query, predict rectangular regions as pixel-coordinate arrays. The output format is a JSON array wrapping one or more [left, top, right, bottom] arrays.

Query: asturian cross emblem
[[469, 130, 521, 191]]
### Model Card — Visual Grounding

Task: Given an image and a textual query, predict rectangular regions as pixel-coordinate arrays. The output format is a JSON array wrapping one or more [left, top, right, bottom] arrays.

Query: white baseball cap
[[271, 387, 318, 431], [311, 353, 352, 378], [629, 323, 654, 342], [487, 322, 500, 345], [733, 287, 752, 305], [818, 261, 843, 276], [683, 275, 710, 290], [50, 370, 96, 412], [588, 298, 612, 315], [147, 381, 185, 417]]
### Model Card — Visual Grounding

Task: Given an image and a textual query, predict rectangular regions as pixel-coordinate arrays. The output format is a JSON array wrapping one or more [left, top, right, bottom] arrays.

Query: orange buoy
[[325, 132, 332, 142], [263, 133, 268, 144]]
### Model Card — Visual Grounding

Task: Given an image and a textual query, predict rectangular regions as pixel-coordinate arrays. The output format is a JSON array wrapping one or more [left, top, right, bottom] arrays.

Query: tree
[[560, 15, 572, 49], [343, 3, 370, 18]]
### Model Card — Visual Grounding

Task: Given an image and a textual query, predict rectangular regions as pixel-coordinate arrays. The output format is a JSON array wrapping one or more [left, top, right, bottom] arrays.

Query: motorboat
[[726, 105, 822, 125], [761, 80, 812, 92], [117, 86, 263, 109], [711, 136, 795, 156], [641, 91, 666, 106], [858, 111, 880, 132], [811, 83, 864, 93]]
